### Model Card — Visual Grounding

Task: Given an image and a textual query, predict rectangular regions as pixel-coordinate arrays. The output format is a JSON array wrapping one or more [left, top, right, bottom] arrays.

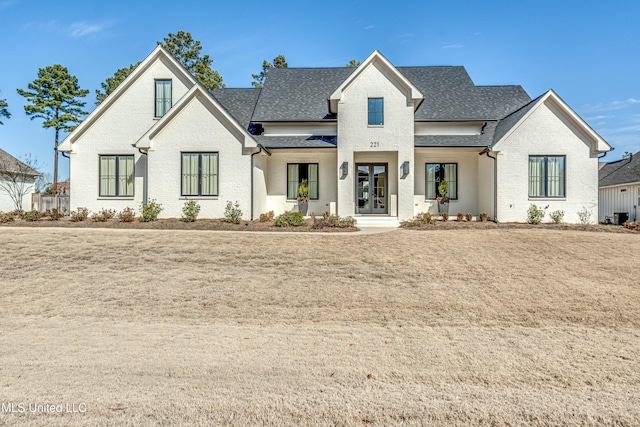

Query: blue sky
[[1, 0, 639, 180]]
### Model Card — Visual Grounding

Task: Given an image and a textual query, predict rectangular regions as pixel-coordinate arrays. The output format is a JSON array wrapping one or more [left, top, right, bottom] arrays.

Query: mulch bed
[[0, 217, 359, 232], [401, 220, 639, 233]]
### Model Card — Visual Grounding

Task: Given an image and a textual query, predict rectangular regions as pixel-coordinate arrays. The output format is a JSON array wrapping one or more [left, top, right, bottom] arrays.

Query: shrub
[[90, 212, 107, 222], [577, 206, 592, 225], [275, 210, 306, 227], [24, 210, 41, 222], [442, 212, 449, 222], [549, 210, 565, 224], [71, 207, 89, 222], [623, 222, 640, 231], [311, 212, 355, 229], [465, 212, 473, 222], [480, 212, 488, 222], [118, 207, 136, 222], [46, 208, 63, 221], [422, 212, 436, 225], [259, 211, 274, 222], [100, 208, 117, 220], [181, 200, 201, 222], [456, 212, 464, 222], [0, 212, 14, 223], [224, 200, 242, 224], [140, 199, 163, 222], [401, 212, 436, 228], [526, 204, 545, 225]]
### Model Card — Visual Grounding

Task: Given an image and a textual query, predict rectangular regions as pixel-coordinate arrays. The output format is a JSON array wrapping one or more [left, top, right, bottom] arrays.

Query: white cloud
[[68, 21, 107, 37], [364, 25, 375, 30], [582, 98, 640, 113], [442, 43, 463, 49]]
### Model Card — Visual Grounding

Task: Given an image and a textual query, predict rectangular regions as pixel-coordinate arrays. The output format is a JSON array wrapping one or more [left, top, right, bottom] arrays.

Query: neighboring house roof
[[599, 151, 640, 187], [0, 149, 40, 176]]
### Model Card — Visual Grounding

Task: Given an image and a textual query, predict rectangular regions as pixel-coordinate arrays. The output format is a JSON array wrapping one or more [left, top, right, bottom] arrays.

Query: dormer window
[[155, 79, 172, 117], [368, 98, 384, 126]]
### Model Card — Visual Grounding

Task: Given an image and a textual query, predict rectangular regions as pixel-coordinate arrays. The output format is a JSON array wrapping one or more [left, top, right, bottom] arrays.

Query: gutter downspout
[[250, 143, 271, 220], [137, 148, 149, 204], [598, 146, 613, 160], [480, 147, 498, 223]]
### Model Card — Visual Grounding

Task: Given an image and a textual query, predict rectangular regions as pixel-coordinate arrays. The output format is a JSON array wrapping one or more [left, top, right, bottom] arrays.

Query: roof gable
[[135, 85, 256, 149], [492, 89, 611, 153], [0, 149, 40, 176], [58, 45, 198, 152], [329, 50, 423, 114]]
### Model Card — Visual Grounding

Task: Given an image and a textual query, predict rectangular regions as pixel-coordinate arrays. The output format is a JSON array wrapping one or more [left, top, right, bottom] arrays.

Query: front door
[[356, 164, 387, 214]]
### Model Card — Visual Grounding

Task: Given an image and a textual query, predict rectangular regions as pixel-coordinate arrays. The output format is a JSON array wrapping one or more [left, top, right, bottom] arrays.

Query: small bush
[[90, 212, 106, 222], [46, 208, 63, 221], [100, 208, 117, 220], [181, 200, 201, 222], [118, 207, 136, 222], [24, 210, 41, 222], [623, 222, 640, 231], [0, 212, 14, 223], [224, 200, 242, 224], [465, 212, 473, 222], [401, 212, 436, 228], [311, 212, 355, 229], [140, 199, 163, 222], [549, 210, 565, 224], [526, 204, 545, 225], [442, 212, 449, 222], [259, 211, 274, 222], [480, 212, 488, 222], [456, 212, 464, 222], [577, 207, 592, 225], [71, 207, 89, 222], [275, 210, 306, 227]]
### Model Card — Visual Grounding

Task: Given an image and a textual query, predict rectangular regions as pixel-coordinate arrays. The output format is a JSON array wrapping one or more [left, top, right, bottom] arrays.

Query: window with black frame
[[287, 163, 318, 199], [425, 163, 457, 199]]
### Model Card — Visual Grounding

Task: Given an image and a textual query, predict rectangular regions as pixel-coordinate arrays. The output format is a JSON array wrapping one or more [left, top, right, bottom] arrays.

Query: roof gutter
[[599, 146, 614, 159], [480, 146, 498, 223], [251, 144, 271, 220]]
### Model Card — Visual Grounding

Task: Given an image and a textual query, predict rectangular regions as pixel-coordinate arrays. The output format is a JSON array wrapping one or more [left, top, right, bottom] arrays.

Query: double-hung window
[[368, 98, 384, 126], [425, 163, 457, 199], [287, 163, 319, 199], [182, 152, 219, 196], [99, 155, 134, 197], [529, 156, 565, 197], [155, 79, 172, 117]]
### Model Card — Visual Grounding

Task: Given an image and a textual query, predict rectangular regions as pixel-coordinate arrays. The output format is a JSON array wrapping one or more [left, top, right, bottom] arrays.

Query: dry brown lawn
[[0, 227, 639, 426]]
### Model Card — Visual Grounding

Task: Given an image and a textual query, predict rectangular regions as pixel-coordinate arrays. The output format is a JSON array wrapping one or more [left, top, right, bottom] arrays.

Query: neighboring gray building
[[599, 152, 640, 223]]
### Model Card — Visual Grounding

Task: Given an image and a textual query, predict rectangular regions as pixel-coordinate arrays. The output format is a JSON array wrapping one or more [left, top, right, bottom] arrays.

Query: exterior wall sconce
[[340, 162, 348, 178], [402, 161, 410, 176]]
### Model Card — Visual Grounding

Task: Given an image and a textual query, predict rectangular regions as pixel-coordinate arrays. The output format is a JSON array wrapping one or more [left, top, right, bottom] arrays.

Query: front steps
[[354, 216, 400, 228]]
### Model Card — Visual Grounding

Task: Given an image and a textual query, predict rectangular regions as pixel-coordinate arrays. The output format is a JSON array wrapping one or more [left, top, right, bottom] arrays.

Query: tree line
[[0, 30, 361, 187]]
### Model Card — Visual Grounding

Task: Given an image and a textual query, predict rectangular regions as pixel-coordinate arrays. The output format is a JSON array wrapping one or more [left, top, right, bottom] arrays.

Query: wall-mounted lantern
[[402, 161, 410, 176], [340, 162, 349, 178]]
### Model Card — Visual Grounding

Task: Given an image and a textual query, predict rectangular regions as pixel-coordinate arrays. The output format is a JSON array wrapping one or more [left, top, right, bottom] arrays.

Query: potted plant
[[297, 178, 309, 215], [437, 179, 450, 215]]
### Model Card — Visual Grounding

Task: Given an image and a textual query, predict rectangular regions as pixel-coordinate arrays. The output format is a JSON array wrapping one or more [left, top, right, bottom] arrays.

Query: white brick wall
[[496, 99, 599, 223]]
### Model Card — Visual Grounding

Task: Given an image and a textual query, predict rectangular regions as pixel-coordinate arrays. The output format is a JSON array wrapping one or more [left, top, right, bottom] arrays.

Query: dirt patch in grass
[[0, 228, 639, 426]]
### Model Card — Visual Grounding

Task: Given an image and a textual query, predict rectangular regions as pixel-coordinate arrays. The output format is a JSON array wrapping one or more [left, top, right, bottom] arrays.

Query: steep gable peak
[[328, 50, 423, 114]]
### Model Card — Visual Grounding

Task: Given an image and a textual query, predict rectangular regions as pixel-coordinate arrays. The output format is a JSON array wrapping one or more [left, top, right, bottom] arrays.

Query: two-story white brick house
[[59, 46, 611, 224]]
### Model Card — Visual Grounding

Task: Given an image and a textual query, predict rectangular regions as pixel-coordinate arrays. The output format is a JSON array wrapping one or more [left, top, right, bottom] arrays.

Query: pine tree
[[251, 55, 288, 88], [95, 62, 140, 105], [17, 64, 89, 186]]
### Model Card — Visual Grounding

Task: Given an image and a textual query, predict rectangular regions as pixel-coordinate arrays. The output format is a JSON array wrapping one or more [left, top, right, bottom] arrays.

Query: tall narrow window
[[368, 98, 384, 125], [155, 79, 172, 117], [529, 156, 565, 197], [99, 155, 134, 197], [425, 163, 458, 199], [287, 163, 319, 199], [181, 152, 218, 196]]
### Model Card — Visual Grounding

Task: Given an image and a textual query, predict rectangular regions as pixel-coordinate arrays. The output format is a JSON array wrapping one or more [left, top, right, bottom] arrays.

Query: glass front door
[[356, 164, 387, 214]]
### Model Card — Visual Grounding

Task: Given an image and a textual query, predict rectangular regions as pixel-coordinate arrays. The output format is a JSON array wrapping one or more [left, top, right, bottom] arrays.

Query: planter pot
[[438, 200, 449, 215], [298, 200, 308, 215]]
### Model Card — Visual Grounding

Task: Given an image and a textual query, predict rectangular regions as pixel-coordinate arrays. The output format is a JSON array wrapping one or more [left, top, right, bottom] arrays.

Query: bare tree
[[0, 151, 41, 213]]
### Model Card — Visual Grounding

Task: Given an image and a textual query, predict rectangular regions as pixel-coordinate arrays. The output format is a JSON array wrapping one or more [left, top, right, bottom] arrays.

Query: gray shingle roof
[[254, 135, 337, 149], [0, 149, 40, 176], [252, 68, 355, 122], [211, 88, 261, 129], [599, 152, 640, 186], [492, 94, 543, 144], [249, 66, 531, 123], [415, 121, 497, 147]]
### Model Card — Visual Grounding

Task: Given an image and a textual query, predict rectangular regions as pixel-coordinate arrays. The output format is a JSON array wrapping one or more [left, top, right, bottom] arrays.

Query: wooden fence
[[31, 194, 70, 214]]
